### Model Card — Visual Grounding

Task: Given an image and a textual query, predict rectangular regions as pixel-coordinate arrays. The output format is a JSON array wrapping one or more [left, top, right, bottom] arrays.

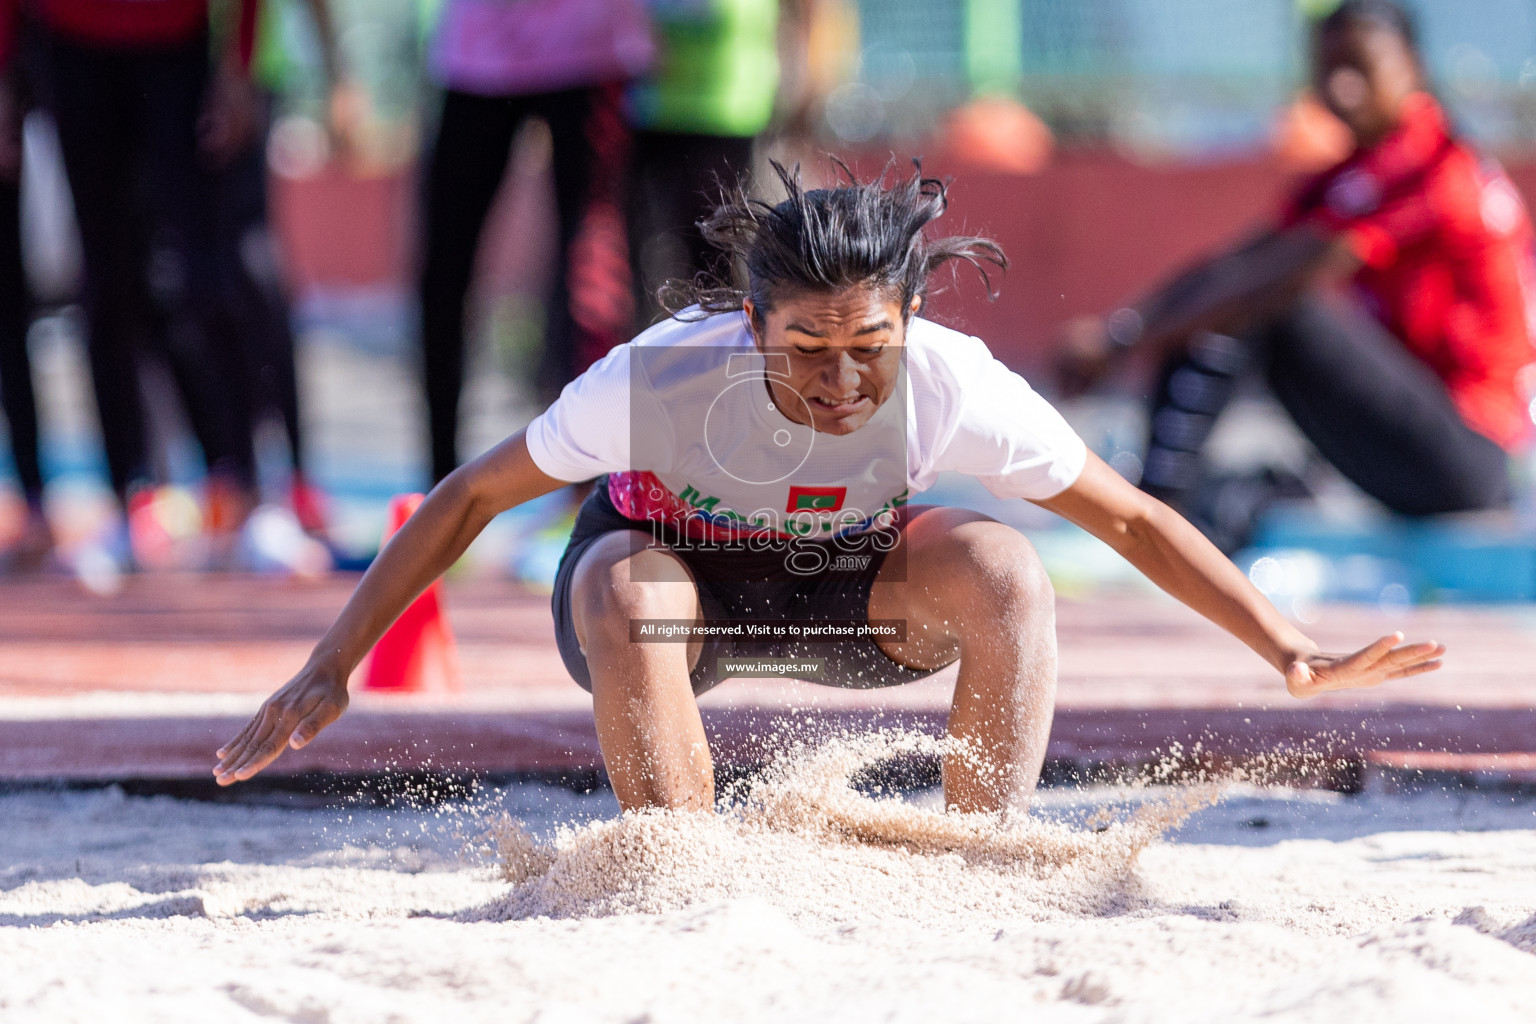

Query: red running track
[[0, 575, 1532, 782]]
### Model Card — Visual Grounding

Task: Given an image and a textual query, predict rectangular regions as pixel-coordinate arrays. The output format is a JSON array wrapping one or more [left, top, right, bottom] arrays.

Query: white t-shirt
[[525, 311, 1086, 541]]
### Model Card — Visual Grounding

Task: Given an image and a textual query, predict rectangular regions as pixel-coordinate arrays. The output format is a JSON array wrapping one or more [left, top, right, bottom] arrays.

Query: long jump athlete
[[214, 163, 1444, 813]]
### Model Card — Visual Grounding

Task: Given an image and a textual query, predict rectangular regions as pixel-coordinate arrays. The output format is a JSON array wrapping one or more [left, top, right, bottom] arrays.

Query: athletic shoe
[[70, 515, 133, 595], [290, 474, 331, 537], [2, 501, 56, 574], [204, 476, 259, 571], [127, 485, 206, 571], [238, 504, 334, 577]]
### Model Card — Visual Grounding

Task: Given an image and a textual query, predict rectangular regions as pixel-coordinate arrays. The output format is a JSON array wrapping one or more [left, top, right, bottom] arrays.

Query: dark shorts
[[551, 479, 952, 695]]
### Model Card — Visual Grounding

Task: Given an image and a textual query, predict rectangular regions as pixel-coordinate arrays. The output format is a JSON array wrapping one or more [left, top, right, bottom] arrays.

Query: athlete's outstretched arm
[[1034, 453, 1444, 696], [213, 431, 567, 784]]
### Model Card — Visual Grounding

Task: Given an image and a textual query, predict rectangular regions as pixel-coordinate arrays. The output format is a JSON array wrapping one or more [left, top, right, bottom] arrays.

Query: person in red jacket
[[1060, 0, 1534, 549]]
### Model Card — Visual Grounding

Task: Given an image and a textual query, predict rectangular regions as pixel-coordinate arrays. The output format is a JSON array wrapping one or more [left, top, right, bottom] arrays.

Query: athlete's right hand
[[213, 663, 350, 786]]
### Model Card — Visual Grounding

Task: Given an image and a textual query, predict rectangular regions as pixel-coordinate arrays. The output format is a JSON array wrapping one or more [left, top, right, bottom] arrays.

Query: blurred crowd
[[0, 0, 851, 581], [2, 0, 1534, 598]]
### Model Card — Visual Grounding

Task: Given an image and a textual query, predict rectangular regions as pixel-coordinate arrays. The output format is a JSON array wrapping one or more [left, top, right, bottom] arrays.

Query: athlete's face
[[744, 288, 918, 436], [1313, 23, 1422, 147]]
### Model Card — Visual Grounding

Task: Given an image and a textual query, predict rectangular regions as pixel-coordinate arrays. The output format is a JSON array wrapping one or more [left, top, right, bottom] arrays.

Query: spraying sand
[[1, 732, 1533, 1022], [476, 732, 1219, 924]]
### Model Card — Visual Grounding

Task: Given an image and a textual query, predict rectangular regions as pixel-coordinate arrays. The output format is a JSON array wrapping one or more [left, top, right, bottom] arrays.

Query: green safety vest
[[630, 0, 778, 137]]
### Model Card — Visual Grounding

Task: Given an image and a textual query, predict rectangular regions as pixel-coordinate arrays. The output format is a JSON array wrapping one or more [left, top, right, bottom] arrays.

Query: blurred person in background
[[4, 0, 265, 569], [0, 20, 51, 570], [208, 0, 332, 537], [626, 0, 778, 329], [418, 0, 653, 486], [1058, 0, 1532, 552]]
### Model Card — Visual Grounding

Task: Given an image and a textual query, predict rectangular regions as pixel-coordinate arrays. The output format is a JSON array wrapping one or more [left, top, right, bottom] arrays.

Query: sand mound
[[1455, 906, 1536, 955], [473, 730, 1219, 922], [2, 767, 1533, 1021]]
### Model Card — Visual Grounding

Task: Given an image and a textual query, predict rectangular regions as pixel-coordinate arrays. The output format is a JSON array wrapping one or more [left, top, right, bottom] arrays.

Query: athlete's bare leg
[[868, 506, 1058, 815], [572, 510, 1055, 815], [570, 531, 712, 811]]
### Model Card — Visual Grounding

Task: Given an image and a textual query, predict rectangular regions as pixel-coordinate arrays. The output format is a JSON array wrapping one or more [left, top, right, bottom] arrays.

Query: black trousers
[[0, 173, 42, 503], [207, 101, 303, 474], [627, 131, 753, 329], [40, 31, 254, 499], [1141, 293, 1511, 517], [418, 87, 602, 484]]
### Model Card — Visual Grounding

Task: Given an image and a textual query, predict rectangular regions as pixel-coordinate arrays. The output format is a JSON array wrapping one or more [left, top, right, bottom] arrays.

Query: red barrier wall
[[270, 166, 416, 289], [909, 151, 1291, 371], [271, 151, 1536, 373]]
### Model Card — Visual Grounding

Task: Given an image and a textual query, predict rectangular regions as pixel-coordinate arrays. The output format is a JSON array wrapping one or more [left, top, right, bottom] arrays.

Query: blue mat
[[1241, 508, 1536, 603]]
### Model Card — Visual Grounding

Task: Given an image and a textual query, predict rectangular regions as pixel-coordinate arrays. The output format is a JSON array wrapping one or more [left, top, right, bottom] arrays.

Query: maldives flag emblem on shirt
[[786, 485, 846, 513]]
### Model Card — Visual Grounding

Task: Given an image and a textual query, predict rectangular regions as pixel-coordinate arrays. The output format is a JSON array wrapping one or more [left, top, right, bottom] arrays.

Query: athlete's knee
[[1266, 290, 1327, 334], [984, 530, 1053, 614], [1397, 455, 1511, 516], [571, 535, 696, 647], [1259, 291, 1352, 377], [939, 519, 1053, 617]]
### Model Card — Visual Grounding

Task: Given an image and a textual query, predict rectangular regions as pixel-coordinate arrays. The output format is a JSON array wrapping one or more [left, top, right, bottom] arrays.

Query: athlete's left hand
[[1285, 632, 1445, 698]]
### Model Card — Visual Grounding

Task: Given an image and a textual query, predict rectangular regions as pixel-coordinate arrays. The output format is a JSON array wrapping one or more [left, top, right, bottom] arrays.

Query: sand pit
[[2, 733, 1534, 1023]]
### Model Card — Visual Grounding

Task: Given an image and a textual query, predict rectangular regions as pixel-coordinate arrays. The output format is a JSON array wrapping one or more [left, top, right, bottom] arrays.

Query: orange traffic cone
[[362, 493, 461, 693]]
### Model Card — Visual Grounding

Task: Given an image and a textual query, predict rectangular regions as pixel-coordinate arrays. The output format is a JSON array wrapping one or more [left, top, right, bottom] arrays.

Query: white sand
[[1, 733, 1533, 1023]]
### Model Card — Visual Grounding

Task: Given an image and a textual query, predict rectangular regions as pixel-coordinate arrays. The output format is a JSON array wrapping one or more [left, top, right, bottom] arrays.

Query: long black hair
[[660, 159, 1008, 328], [1315, 0, 1452, 142], [1316, 0, 1419, 54]]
